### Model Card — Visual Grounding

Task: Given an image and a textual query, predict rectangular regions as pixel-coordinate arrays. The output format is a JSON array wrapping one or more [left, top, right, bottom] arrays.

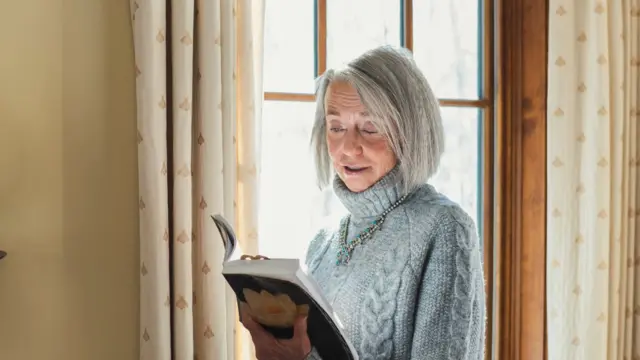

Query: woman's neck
[[332, 165, 404, 222]]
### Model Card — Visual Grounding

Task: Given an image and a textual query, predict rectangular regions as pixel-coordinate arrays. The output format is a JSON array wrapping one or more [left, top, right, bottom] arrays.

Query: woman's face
[[324, 81, 397, 192]]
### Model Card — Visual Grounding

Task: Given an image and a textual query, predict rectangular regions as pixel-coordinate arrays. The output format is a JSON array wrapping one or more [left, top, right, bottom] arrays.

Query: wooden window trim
[[481, 0, 495, 356], [316, 0, 327, 76], [493, 0, 547, 359], [264, 92, 491, 108], [402, 0, 413, 50]]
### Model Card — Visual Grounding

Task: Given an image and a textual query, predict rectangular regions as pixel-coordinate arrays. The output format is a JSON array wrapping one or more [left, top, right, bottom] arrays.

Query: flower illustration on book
[[240, 288, 309, 328]]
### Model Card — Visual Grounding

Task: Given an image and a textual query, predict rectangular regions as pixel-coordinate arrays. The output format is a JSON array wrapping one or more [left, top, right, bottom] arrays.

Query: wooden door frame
[[493, 0, 548, 359]]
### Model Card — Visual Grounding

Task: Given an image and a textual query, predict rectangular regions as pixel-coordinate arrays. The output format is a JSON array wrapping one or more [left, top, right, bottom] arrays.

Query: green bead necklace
[[335, 193, 408, 265]]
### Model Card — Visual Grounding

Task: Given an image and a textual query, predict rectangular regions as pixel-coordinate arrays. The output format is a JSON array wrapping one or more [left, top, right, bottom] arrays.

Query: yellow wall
[[0, 1, 139, 359]]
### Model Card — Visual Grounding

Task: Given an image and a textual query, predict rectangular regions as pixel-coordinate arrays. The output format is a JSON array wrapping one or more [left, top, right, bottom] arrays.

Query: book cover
[[211, 214, 358, 360]]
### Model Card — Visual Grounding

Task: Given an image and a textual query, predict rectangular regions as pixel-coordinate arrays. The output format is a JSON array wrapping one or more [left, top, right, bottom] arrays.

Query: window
[[258, 1, 549, 359], [258, 0, 495, 356], [259, 0, 493, 259]]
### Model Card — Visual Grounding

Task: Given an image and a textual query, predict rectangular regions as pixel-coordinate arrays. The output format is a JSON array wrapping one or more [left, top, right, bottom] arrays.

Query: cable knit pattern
[[447, 211, 480, 359], [360, 243, 409, 359], [304, 167, 485, 360]]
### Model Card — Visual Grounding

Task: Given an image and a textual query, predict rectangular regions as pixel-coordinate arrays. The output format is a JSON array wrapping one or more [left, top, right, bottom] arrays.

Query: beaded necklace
[[335, 193, 409, 265]]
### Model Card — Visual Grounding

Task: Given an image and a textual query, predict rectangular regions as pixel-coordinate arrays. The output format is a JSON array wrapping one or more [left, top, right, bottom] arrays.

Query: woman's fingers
[[241, 314, 263, 335], [292, 315, 312, 355], [241, 306, 311, 359], [242, 315, 275, 345], [239, 307, 261, 333], [239, 303, 261, 332], [240, 314, 259, 332], [292, 315, 308, 341]]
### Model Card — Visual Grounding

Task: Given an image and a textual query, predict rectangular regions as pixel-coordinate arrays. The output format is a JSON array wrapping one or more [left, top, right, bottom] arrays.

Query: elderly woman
[[241, 46, 486, 360]]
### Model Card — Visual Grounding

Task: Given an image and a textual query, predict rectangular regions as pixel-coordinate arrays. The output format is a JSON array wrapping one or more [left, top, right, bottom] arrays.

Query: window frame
[[261, 0, 549, 359], [493, 0, 547, 359]]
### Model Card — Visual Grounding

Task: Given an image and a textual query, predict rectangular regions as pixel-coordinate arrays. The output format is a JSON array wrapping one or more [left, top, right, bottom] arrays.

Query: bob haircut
[[310, 45, 445, 194]]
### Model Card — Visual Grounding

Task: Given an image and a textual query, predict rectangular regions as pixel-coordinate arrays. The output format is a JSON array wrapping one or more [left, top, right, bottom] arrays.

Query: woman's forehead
[[324, 81, 368, 115]]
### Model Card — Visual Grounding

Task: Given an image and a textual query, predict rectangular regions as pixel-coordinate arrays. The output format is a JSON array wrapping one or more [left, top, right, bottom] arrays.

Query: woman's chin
[[341, 176, 374, 193]]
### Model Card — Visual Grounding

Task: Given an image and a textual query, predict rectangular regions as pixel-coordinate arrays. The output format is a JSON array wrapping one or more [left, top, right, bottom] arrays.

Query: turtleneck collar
[[332, 165, 405, 221]]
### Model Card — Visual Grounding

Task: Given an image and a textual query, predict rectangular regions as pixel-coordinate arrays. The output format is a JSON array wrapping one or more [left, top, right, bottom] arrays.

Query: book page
[[211, 214, 237, 262]]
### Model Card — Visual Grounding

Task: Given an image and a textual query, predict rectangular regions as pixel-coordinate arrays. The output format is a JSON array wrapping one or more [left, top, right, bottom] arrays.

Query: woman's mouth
[[343, 166, 368, 175]]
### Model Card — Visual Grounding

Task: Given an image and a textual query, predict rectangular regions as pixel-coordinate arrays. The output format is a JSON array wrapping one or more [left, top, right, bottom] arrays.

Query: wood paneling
[[520, 0, 548, 357], [494, 0, 547, 359]]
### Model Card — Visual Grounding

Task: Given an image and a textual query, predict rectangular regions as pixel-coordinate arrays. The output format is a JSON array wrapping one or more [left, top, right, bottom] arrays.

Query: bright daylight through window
[[259, 0, 486, 261]]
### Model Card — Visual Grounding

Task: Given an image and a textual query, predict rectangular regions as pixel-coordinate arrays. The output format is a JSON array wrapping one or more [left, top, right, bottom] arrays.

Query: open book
[[211, 214, 358, 360]]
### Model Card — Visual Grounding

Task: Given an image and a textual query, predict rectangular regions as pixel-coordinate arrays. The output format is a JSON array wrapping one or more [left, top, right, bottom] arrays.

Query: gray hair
[[310, 45, 445, 194]]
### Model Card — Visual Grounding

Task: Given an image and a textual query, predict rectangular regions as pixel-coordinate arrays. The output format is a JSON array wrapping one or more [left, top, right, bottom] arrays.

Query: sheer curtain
[[130, 1, 264, 359], [546, 1, 639, 359]]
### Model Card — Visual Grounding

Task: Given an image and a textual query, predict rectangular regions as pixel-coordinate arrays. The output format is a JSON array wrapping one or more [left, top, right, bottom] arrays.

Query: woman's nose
[[341, 130, 363, 156]]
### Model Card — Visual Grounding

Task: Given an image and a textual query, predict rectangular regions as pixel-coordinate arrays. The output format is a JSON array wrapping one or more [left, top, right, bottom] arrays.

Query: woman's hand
[[240, 307, 312, 360]]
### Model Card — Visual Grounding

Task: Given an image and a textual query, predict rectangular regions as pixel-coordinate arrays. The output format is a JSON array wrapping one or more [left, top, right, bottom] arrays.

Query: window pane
[[412, 0, 480, 99], [258, 101, 335, 259], [429, 107, 481, 228], [258, 104, 482, 259], [327, 0, 401, 69], [264, 1, 315, 93]]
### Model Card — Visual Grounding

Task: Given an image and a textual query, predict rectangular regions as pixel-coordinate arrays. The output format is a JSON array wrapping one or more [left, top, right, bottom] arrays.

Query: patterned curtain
[[547, 1, 639, 359], [130, 1, 264, 359]]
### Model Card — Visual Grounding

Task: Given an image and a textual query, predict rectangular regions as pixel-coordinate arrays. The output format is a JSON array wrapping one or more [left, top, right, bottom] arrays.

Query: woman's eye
[[329, 127, 344, 133], [361, 121, 379, 135]]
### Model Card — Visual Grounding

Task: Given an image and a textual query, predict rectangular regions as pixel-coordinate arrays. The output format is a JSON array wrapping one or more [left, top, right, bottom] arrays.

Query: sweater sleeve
[[304, 228, 332, 273], [409, 210, 485, 360], [304, 347, 322, 360]]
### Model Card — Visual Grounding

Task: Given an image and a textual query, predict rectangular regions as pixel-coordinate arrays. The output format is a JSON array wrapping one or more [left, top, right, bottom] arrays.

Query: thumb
[[241, 313, 260, 332], [239, 303, 257, 329], [242, 315, 272, 343], [293, 315, 308, 340]]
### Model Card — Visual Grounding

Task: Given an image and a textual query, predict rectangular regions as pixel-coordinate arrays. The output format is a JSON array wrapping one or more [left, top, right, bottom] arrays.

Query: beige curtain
[[547, 1, 639, 359], [130, 1, 264, 359]]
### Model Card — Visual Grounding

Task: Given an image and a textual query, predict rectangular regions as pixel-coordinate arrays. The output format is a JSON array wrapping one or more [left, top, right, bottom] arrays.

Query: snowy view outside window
[[259, 0, 482, 259]]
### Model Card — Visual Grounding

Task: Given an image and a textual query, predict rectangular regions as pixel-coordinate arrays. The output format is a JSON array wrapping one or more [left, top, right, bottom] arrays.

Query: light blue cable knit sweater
[[304, 168, 485, 360]]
